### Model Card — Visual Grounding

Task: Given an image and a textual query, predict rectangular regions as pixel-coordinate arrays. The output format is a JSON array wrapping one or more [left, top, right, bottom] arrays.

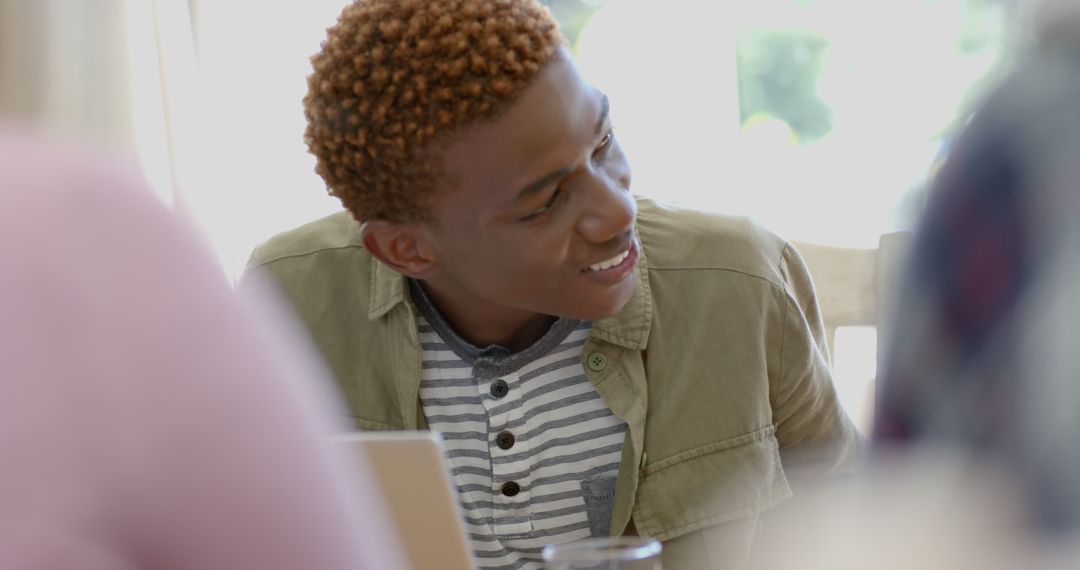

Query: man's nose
[[576, 175, 635, 244]]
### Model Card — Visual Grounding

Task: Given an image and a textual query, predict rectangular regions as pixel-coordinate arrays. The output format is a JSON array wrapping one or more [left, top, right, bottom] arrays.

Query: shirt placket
[[480, 370, 533, 536]]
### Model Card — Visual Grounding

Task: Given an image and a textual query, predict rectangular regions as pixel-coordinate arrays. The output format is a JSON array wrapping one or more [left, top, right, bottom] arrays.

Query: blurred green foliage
[[736, 30, 833, 143], [546, 0, 1006, 147]]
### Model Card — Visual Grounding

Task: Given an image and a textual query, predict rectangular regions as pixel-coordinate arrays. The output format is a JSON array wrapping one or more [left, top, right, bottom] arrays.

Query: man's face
[[425, 50, 637, 321]]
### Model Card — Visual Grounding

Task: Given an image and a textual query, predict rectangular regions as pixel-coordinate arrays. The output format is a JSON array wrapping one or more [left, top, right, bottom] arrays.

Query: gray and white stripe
[[417, 315, 626, 570]]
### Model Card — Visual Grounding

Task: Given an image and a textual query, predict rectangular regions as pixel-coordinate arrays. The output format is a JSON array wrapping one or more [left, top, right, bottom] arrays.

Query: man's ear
[[360, 220, 438, 279]]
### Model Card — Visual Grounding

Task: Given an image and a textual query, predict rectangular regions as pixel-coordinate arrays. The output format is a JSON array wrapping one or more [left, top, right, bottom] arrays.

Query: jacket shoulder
[[248, 210, 366, 268], [636, 198, 789, 287]]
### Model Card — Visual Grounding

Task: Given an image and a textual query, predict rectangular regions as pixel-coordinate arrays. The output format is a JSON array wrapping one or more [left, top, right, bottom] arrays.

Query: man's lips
[[584, 246, 632, 272], [580, 238, 639, 283]]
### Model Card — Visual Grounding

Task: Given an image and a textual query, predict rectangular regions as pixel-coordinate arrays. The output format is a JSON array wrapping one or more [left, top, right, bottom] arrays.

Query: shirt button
[[501, 481, 521, 497], [586, 352, 607, 372], [490, 379, 509, 399], [496, 431, 516, 450]]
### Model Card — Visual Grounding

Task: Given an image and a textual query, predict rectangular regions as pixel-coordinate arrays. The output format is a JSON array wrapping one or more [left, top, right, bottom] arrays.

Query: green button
[[586, 352, 607, 372]]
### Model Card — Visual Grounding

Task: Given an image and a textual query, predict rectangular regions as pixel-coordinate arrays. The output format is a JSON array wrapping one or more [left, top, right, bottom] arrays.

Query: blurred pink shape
[[0, 126, 406, 570]]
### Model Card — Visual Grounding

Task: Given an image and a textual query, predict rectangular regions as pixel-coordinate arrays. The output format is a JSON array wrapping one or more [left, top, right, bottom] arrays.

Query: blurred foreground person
[[754, 2, 1080, 568], [0, 128, 406, 570], [874, 0, 1080, 535]]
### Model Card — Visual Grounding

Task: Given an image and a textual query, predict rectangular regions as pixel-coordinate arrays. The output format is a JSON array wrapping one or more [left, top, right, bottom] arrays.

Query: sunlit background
[[0, 0, 1016, 432]]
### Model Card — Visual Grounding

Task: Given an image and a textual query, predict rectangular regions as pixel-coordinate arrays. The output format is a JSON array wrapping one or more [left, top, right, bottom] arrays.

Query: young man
[[247, 0, 858, 567]]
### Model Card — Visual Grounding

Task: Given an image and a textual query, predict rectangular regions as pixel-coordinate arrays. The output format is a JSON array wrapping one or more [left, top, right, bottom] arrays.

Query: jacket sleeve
[[771, 243, 863, 483]]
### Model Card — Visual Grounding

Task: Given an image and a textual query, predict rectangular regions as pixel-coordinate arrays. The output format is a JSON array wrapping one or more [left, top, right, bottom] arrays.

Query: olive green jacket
[[247, 198, 859, 567]]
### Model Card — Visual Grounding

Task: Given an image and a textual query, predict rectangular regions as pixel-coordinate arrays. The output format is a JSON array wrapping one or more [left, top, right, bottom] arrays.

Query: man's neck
[[415, 280, 558, 353]]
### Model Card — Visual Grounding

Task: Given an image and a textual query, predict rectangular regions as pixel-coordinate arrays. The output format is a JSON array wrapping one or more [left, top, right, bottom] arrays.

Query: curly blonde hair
[[304, 0, 565, 223]]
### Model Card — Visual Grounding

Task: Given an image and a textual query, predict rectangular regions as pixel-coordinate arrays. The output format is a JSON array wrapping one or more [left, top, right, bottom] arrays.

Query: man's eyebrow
[[514, 93, 611, 203], [515, 167, 573, 202]]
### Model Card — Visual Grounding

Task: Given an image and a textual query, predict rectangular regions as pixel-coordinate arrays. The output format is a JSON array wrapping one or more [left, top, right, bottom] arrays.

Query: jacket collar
[[367, 244, 652, 351], [368, 257, 408, 320]]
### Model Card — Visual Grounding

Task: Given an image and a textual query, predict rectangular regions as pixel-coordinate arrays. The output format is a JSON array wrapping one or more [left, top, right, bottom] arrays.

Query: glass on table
[[541, 536, 662, 569]]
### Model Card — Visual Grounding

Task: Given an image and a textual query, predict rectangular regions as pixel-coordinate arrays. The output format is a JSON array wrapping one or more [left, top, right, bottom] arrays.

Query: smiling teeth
[[589, 249, 630, 272]]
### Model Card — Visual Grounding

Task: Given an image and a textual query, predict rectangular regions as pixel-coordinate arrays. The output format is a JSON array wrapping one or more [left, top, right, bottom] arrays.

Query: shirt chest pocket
[[631, 425, 791, 541], [581, 472, 619, 537]]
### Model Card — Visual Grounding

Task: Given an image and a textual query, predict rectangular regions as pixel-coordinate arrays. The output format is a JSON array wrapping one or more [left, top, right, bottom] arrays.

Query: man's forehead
[[434, 55, 603, 204], [460, 67, 597, 156]]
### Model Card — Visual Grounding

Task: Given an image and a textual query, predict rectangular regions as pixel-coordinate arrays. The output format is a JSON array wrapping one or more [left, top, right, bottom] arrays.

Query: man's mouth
[[586, 248, 631, 272]]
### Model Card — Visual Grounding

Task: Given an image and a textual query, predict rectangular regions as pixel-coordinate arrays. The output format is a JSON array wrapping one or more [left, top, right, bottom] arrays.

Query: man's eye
[[597, 128, 614, 151], [592, 128, 615, 162], [520, 188, 563, 221]]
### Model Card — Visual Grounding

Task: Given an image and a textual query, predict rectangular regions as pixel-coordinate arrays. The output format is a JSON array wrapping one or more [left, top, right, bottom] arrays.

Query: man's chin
[[568, 279, 637, 321]]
